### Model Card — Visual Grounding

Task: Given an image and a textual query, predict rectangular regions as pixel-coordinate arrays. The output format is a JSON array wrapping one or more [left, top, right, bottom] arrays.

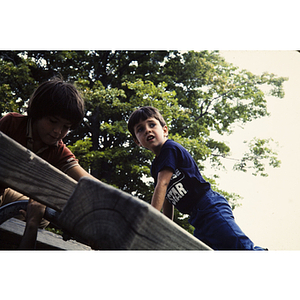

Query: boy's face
[[34, 116, 72, 146], [133, 117, 168, 155]]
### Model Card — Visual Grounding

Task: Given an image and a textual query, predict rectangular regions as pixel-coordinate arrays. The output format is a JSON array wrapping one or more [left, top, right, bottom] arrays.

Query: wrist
[[26, 218, 41, 228]]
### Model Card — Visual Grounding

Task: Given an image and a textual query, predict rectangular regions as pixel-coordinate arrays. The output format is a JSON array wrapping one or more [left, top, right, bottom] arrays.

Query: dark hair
[[27, 76, 85, 130], [128, 106, 166, 140]]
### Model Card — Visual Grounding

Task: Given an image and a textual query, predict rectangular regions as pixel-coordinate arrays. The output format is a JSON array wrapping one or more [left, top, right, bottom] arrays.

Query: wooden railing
[[0, 131, 211, 250]]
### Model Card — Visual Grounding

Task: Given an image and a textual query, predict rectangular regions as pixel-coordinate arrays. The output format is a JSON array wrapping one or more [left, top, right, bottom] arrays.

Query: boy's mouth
[[50, 135, 59, 141], [147, 135, 155, 141], [48, 134, 60, 144]]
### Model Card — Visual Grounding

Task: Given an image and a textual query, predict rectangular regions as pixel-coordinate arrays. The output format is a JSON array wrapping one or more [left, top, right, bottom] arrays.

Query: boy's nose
[[53, 126, 62, 134], [145, 125, 152, 133]]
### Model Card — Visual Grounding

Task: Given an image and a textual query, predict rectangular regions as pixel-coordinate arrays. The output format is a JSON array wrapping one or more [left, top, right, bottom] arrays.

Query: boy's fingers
[[19, 209, 27, 218]]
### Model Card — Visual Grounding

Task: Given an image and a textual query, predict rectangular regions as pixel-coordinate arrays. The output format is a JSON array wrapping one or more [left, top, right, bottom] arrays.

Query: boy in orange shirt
[[0, 77, 95, 248]]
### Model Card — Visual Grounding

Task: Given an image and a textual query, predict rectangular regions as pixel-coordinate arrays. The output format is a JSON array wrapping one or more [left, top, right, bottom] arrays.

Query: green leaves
[[123, 79, 178, 119], [67, 137, 104, 172], [233, 138, 281, 177], [0, 52, 37, 114]]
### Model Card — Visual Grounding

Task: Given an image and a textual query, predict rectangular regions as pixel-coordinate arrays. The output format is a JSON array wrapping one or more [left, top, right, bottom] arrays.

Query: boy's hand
[[19, 199, 46, 226], [18, 199, 46, 249]]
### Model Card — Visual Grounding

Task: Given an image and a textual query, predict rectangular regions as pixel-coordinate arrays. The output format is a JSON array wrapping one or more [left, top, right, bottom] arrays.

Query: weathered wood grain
[[0, 132, 76, 211], [58, 177, 211, 250]]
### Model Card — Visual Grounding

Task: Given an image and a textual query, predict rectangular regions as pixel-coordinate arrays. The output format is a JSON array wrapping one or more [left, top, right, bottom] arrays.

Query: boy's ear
[[163, 125, 168, 137], [134, 138, 141, 147]]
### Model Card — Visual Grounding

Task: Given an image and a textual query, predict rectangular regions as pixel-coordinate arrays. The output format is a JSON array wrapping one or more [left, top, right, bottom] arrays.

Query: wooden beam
[[0, 218, 91, 250], [58, 177, 211, 250], [0, 132, 211, 250], [0, 132, 76, 211]]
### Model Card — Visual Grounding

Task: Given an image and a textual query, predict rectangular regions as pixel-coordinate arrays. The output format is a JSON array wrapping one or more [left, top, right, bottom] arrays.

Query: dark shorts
[[189, 189, 266, 250]]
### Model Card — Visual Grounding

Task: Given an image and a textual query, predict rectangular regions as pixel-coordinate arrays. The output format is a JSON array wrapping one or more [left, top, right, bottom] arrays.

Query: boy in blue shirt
[[128, 106, 266, 250]]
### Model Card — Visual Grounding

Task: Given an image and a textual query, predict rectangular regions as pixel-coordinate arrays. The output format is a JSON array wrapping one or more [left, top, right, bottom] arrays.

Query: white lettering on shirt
[[167, 181, 188, 206]]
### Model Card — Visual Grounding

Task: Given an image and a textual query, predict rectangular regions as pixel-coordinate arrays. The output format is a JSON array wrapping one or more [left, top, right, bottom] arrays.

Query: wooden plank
[[58, 177, 212, 250], [0, 132, 211, 250], [0, 132, 77, 211], [0, 218, 91, 250]]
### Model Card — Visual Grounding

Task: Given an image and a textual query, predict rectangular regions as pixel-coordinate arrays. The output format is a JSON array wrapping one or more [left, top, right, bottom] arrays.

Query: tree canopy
[[0, 50, 287, 233]]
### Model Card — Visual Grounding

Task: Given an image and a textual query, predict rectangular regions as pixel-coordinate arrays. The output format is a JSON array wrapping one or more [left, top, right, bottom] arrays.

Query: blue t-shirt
[[151, 139, 210, 214]]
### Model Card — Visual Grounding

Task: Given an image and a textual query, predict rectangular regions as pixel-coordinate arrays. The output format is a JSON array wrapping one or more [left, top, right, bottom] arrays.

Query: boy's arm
[[66, 165, 97, 181], [19, 199, 46, 249], [151, 167, 173, 217]]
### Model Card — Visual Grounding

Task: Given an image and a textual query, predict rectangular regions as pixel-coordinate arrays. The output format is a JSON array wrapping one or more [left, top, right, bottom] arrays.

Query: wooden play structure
[[0, 131, 211, 250]]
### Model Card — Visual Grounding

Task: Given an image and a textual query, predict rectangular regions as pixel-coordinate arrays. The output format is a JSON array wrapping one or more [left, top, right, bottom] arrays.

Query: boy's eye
[[49, 118, 57, 123]]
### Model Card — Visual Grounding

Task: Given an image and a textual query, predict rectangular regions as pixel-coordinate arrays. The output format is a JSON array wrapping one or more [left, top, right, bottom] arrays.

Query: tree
[[0, 50, 288, 233]]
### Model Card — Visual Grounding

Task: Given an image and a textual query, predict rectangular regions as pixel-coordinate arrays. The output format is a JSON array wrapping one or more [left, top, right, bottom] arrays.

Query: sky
[[210, 50, 300, 251]]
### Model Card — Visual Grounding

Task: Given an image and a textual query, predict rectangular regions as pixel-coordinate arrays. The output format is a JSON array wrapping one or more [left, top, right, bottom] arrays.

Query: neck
[[153, 138, 168, 156]]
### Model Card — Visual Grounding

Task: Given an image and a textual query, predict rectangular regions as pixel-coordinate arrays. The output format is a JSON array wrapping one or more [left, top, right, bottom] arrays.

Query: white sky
[[208, 50, 300, 251]]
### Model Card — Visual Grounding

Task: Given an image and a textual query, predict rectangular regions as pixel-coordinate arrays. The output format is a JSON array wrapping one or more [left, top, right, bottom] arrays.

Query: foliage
[[233, 138, 281, 177], [173, 208, 195, 235], [0, 50, 288, 233], [46, 226, 63, 236]]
